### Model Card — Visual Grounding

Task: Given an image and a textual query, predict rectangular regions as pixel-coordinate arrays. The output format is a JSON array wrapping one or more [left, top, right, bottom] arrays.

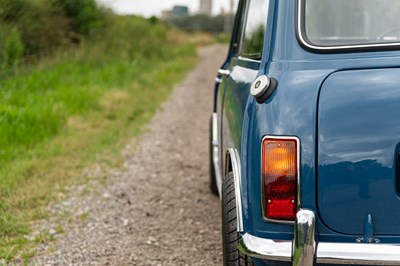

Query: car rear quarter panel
[[241, 0, 400, 243]]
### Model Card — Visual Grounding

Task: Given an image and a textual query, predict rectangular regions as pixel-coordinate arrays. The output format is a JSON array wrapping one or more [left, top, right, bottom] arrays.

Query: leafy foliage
[[0, 0, 26, 23], [0, 0, 105, 60], [56, 0, 105, 36], [0, 27, 24, 69]]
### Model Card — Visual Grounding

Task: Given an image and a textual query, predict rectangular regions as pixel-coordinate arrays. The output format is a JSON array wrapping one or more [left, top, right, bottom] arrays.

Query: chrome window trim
[[237, 56, 261, 63], [260, 135, 301, 224], [238, 0, 271, 60], [238, 0, 251, 57], [297, 0, 400, 52]]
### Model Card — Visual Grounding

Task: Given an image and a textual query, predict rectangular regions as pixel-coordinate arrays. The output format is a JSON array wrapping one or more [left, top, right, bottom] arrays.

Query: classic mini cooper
[[209, 0, 400, 265]]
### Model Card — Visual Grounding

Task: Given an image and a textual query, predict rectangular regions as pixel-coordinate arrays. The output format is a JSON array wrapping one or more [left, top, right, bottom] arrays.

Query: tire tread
[[222, 172, 254, 266]]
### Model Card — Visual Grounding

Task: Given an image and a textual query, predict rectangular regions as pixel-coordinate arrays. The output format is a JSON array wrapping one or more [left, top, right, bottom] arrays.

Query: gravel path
[[31, 44, 227, 266]]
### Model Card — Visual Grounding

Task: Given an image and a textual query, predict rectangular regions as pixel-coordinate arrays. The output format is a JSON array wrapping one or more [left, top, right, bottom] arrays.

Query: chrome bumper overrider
[[238, 209, 400, 265]]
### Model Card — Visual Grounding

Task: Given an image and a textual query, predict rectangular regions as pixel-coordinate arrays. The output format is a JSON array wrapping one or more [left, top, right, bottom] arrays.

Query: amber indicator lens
[[262, 138, 298, 220]]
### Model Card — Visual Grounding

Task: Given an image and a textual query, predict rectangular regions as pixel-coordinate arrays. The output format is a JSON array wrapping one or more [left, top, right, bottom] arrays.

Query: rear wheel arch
[[224, 148, 244, 233], [225, 150, 233, 177]]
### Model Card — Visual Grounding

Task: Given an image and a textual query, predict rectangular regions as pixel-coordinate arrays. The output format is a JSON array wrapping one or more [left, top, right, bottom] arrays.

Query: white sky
[[97, 0, 236, 17]]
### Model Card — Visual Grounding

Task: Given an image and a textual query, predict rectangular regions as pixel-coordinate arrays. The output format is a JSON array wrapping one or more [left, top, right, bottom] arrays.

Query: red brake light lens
[[262, 138, 298, 220]]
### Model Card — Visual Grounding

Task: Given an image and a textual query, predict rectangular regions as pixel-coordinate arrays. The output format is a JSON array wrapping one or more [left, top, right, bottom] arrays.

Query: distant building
[[199, 0, 212, 15], [161, 10, 172, 19], [230, 0, 235, 14], [160, 5, 188, 19], [171, 5, 189, 17]]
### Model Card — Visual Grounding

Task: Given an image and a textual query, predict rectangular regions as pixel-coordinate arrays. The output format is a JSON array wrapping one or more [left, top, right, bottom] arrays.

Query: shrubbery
[[0, 0, 106, 68], [0, 27, 24, 69], [56, 0, 105, 36]]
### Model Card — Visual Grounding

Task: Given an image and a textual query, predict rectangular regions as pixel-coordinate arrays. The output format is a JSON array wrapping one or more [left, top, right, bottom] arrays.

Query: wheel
[[209, 116, 219, 196], [222, 172, 253, 266]]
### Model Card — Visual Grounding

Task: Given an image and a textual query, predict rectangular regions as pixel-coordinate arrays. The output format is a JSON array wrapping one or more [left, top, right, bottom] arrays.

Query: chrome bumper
[[238, 209, 400, 265]]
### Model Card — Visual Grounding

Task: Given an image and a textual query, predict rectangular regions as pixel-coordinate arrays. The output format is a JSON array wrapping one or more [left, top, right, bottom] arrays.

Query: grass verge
[[0, 16, 197, 261]]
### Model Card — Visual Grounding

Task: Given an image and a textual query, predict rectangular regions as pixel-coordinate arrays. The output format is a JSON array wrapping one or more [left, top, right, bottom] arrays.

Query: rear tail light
[[262, 137, 299, 221]]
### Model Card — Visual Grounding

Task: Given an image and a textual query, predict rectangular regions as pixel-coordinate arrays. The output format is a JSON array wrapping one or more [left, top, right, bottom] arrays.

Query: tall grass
[[0, 15, 196, 261], [0, 15, 191, 166]]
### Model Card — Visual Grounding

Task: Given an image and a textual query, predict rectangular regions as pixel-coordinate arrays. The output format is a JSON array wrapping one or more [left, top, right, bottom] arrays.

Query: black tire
[[222, 172, 253, 266], [209, 116, 219, 196]]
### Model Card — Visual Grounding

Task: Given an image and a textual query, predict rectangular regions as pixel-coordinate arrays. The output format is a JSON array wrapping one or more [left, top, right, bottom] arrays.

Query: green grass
[[0, 15, 197, 261]]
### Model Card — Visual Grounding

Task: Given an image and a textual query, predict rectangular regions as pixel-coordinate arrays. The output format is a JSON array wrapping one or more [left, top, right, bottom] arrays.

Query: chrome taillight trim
[[260, 135, 301, 224]]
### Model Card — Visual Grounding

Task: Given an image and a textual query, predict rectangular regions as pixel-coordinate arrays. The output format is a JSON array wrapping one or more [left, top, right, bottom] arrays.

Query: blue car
[[209, 0, 400, 265]]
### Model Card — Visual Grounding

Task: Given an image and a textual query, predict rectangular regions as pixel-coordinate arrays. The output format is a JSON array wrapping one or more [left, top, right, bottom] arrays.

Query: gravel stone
[[26, 44, 226, 266]]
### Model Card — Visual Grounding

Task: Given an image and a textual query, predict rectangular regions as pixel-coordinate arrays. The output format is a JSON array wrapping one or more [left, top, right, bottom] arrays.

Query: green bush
[[0, 0, 26, 23], [0, 0, 107, 58], [17, 1, 73, 55], [0, 0, 73, 56], [2, 27, 24, 69], [56, 0, 105, 37]]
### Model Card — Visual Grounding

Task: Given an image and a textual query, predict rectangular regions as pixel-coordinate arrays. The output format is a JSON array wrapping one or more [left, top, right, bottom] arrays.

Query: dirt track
[[31, 44, 227, 266]]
